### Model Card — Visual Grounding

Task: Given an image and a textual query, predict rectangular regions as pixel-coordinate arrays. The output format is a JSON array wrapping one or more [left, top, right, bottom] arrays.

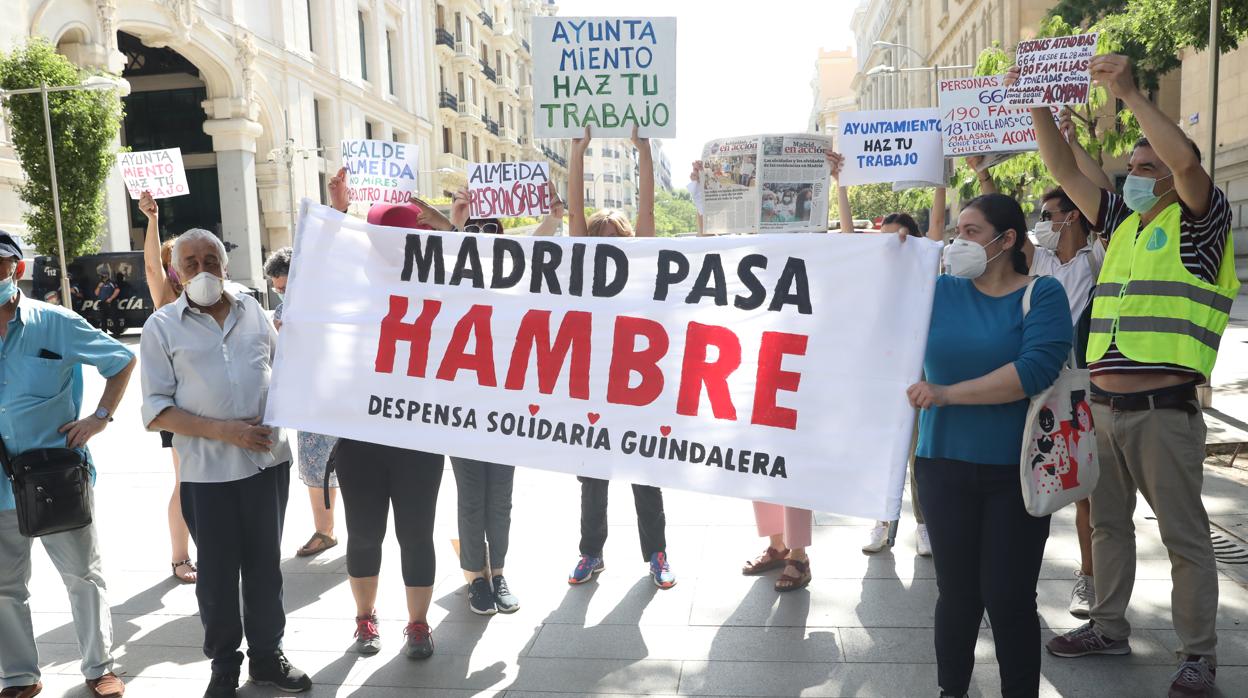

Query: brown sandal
[[742, 546, 791, 575], [774, 558, 811, 592], [171, 559, 197, 584], [296, 531, 338, 557]]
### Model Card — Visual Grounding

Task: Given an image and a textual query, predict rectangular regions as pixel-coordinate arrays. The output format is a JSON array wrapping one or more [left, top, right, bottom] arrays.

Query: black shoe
[[469, 577, 497, 615], [248, 651, 311, 693], [203, 670, 239, 698], [492, 574, 520, 613]]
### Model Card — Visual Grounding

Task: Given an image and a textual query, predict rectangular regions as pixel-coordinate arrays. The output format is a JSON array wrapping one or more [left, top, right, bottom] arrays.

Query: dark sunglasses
[[1038, 208, 1075, 222], [464, 223, 501, 234]]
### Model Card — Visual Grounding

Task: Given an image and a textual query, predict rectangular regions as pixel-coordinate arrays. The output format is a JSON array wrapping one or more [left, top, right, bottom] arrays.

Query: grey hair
[[172, 228, 228, 273], [263, 246, 293, 279]]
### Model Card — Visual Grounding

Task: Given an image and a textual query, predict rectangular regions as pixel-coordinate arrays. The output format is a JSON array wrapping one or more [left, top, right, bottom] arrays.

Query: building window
[[497, 101, 504, 127], [460, 132, 469, 159], [473, 135, 480, 162], [386, 30, 396, 96], [318, 171, 327, 206], [364, 121, 374, 140], [393, 128, 408, 143], [312, 98, 324, 149], [358, 11, 369, 81], [306, 0, 316, 52], [487, 149, 493, 163], [443, 127, 452, 153]]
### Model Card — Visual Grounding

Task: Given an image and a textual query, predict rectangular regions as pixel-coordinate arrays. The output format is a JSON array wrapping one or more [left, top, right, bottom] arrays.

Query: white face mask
[[1032, 220, 1063, 251], [186, 271, 224, 306], [943, 234, 1003, 279]]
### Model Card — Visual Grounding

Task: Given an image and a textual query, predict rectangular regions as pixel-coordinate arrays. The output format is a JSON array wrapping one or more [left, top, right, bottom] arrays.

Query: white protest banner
[[532, 17, 676, 138], [836, 109, 944, 188], [340, 139, 421, 205], [1005, 33, 1098, 107], [468, 161, 551, 219], [267, 201, 942, 520], [118, 148, 189, 199], [939, 74, 1061, 157]]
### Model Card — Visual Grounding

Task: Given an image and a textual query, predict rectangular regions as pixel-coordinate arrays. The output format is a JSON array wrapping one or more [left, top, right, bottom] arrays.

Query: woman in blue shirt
[[907, 193, 1072, 698]]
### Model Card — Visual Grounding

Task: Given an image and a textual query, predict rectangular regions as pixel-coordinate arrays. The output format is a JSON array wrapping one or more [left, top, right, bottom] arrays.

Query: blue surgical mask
[[0, 273, 14, 304], [275, 291, 285, 303], [1123, 173, 1172, 214]]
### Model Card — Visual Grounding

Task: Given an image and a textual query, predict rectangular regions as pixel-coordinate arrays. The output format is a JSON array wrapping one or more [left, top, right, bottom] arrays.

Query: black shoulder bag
[[0, 438, 93, 537]]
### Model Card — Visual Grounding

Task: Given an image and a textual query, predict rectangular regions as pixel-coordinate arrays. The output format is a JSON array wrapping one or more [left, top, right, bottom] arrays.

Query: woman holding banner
[[907, 193, 1071, 698], [140, 190, 197, 585], [264, 247, 341, 560], [564, 125, 676, 589], [969, 128, 1112, 621], [319, 169, 448, 658], [825, 152, 945, 557]]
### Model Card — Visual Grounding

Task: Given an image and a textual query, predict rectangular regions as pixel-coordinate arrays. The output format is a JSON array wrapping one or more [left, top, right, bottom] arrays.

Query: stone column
[[202, 117, 264, 290]]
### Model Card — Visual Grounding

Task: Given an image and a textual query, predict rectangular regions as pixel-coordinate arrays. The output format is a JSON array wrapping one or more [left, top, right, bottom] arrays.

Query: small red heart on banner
[[587, 412, 601, 425], [528, 404, 540, 416], [660, 425, 672, 437]]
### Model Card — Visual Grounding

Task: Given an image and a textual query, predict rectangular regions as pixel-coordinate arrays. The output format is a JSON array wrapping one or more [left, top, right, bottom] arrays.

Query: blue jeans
[[915, 457, 1050, 698]]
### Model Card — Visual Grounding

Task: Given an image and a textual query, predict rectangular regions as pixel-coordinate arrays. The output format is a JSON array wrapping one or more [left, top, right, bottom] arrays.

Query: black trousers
[[915, 457, 1051, 698], [181, 464, 290, 673], [577, 477, 666, 561], [335, 440, 443, 587]]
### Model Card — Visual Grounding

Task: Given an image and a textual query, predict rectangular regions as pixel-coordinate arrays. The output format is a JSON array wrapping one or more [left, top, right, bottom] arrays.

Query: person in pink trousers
[[742, 503, 812, 591]]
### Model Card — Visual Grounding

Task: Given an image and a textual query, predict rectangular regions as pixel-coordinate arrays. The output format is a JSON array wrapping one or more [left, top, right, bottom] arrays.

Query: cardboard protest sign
[[268, 201, 942, 520], [468, 161, 551, 219], [118, 148, 189, 199], [939, 74, 1061, 158], [836, 109, 944, 187], [532, 17, 676, 138], [340, 139, 421, 205], [1005, 33, 1098, 107]]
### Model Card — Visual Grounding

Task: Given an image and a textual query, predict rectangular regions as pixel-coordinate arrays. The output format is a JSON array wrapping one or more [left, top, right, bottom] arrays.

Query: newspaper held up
[[700, 134, 833, 235]]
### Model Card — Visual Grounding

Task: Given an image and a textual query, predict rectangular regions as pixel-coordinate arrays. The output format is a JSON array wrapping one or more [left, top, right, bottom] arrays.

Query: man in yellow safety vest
[[1019, 54, 1236, 698]]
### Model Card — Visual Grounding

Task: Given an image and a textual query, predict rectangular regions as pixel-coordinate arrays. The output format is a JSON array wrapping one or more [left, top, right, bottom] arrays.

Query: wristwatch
[[93, 407, 114, 422]]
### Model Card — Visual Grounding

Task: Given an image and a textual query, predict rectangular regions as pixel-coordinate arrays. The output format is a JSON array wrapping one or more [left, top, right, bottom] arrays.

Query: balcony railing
[[439, 152, 469, 173], [435, 28, 454, 49], [485, 119, 500, 136], [502, 127, 518, 143], [522, 38, 530, 53], [457, 102, 482, 120], [454, 41, 473, 58], [481, 62, 497, 82], [479, 11, 494, 29], [438, 90, 458, 110]]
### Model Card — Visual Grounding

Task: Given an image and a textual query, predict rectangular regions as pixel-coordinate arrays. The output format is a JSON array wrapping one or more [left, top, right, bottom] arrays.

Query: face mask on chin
[[942, 234, 1004, 279], [186, 272, 224, 306]]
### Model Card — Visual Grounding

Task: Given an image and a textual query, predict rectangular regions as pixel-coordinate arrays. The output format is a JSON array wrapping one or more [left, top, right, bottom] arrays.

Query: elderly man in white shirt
[[140, 229, 310, 698]]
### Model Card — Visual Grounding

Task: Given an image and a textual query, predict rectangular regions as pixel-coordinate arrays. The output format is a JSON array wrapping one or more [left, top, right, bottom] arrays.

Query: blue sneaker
[[649, 552, 676, 589], [568, 555, 605, 584]]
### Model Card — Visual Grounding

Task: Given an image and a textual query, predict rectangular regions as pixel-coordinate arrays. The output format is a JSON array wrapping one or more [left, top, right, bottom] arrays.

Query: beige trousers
[[1089, 400, 1218, 660]]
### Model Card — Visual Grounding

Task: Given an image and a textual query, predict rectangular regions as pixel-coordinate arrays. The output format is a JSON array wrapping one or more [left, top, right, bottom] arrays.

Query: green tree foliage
[[1050, 0, 1248, 91], [828, 183, 934, 230], [652, 187, 697, 236], [0, 38, 123, 258]]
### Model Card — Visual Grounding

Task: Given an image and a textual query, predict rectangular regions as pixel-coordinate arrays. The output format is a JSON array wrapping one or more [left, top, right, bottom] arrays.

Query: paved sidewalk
[[17, 324, 1248, 697]]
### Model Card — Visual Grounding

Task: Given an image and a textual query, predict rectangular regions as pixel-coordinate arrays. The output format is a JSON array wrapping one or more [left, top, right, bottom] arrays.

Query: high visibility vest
[[1087, 201, 1239, 376]]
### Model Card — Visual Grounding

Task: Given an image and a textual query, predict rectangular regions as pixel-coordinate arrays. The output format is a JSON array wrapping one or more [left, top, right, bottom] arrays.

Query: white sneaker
[[862, 521, 891, 553], [1069, 571, 1095, 619], [916, 524, 932, 557]]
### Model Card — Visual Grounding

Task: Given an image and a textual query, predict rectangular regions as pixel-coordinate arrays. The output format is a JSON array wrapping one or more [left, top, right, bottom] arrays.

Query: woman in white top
[[970, 115, 1114, 620]]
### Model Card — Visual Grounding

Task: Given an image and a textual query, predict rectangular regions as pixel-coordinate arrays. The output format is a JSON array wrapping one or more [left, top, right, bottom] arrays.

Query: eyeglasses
[[464, 223, 501, 234]]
